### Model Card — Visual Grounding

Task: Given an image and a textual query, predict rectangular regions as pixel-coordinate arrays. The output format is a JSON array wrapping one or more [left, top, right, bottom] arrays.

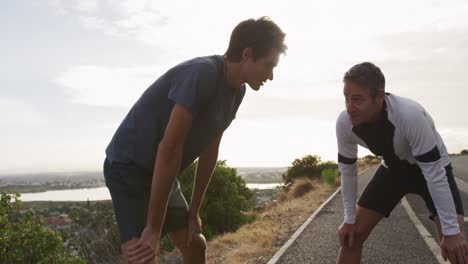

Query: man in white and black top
[[335, 62, 467, 264]]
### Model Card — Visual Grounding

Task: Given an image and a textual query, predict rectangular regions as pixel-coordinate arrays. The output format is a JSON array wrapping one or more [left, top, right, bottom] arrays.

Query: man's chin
[[249, 84, 261, 91], [349, 117, 360, 126]]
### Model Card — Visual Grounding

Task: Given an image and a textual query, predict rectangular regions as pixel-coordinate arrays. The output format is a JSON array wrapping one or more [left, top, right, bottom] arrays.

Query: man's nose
[[346, 101, 355, 112], [268, 71, 273, 81]]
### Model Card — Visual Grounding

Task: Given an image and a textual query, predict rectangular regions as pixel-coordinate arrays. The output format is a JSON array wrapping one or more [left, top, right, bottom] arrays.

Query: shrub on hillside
[[288, 178, 314, 199], [282, 155, 338, 187], [178, 160, 255, 240], [321, 168, 339, 187], [277, 191, 288, 203], [0, 191, 85, 264], [67, 202, 120, 263]]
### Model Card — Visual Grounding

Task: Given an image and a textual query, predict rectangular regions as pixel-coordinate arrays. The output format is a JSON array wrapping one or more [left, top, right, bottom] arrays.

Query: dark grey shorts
[[103, 158, 189, 243], [358, 164, 464, 219]]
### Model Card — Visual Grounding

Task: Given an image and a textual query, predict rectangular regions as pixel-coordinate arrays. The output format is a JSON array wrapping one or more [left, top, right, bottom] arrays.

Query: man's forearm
[[420, 163, 460, 235], [339, 163, 358, 224], [145, 144, 183, 234], [190, 141, 219, 215]]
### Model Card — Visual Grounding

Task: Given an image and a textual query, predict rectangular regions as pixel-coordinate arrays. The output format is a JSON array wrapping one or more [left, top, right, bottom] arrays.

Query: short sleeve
[[168, 63, 217, 116]]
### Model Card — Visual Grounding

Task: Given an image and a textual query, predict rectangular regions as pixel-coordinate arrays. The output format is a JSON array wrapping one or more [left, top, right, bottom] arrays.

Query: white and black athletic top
[[336, 93, 459, 235]]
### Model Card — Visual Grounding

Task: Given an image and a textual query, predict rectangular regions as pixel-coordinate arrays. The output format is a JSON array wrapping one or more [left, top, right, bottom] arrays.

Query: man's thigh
[[357, 165, 407, 218], [354, 206, 385, 242], [104, 159, 190, 243]]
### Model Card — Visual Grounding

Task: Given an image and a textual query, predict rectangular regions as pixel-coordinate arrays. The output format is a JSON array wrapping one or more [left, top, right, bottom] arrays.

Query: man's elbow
[[158, 140, 183, 158]]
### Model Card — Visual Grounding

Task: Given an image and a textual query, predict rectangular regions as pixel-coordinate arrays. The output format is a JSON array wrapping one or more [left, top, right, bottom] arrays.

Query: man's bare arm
[[190, 133, 223, 216], [146, 104, 193, 233]]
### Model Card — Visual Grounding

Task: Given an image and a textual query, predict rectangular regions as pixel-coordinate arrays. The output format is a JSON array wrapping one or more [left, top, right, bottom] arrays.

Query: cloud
[[47, 0, 173, 47], [0, 98, 50, 128], [54, 64, 172, 107], [78, 15, 107, 31], [74, 0, 99, 12], [45, 0, 468, 68], [53, 60, 347, 121]]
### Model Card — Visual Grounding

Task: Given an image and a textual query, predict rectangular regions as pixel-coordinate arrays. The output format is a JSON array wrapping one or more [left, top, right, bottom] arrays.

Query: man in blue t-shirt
[[103, 17, 287, 264]]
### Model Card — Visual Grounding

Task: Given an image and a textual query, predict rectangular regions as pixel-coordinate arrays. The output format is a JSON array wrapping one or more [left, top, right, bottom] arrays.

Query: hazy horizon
[[0, 166, 289, 176]]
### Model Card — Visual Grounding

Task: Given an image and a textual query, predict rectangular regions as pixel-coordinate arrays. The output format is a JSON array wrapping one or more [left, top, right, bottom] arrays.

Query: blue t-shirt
[[105, 55, 246, 172]]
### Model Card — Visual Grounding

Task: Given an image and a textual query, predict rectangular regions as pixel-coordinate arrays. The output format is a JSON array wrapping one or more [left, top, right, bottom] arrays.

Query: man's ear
[[376, 89, 385, 103], [241, 47, 253, 62]]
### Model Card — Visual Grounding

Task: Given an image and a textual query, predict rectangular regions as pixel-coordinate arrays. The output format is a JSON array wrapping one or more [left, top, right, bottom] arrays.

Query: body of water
[[20, 183, 283, 202]]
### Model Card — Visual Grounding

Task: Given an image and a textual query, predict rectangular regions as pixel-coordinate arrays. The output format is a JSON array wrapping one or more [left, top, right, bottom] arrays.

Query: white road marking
[[401, 197, 445, 264]]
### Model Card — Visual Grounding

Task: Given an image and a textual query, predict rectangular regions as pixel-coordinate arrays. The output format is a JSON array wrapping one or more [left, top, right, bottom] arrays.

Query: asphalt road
[[275, 155, 468, 264], [406, 156, 468, 251]]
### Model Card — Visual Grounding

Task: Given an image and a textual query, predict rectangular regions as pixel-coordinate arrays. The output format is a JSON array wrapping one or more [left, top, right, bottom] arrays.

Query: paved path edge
[[267, 168, 369, 264]]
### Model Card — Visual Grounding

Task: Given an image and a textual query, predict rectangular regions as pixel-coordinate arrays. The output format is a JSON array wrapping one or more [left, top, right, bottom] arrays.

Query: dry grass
[[206, 180, 336, 264], [203, 165, 372, 263], [287, 178, 314, 199]]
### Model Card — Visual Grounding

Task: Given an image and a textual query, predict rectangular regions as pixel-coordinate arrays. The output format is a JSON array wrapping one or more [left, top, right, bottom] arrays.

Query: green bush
[[178, 160, 255, 240], [67, 201, 120, 263], [282, 155, 338, 187], [321, 168, 338, 187], [0, 191, 85, 264], [461, 149, 468, 155]]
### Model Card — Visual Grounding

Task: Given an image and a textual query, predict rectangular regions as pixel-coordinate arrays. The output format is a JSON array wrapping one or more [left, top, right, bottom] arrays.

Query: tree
[[461, 149, 468, 155], [0, 191, 85, 264], [178, 160, 254, 240], [67, 201, 120, 264], [282, 155, 338, 186]]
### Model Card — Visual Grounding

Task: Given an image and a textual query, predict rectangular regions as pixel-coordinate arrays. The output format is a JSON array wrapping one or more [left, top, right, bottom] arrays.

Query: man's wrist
[[344, 217, 356, 225], [143, 225, 161, 236], [189, 207, 199, 217], [444, 232, 463, 238], [442, 227, 461, 237]]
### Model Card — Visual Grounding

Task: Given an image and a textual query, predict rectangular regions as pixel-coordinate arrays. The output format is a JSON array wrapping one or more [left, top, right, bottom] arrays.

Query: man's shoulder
[[386, 94, 427, 125], [387, 93, 422, 111], [336, 110, 355, 141], [336, 110, 351, 127], [173, 55, 222, 77]]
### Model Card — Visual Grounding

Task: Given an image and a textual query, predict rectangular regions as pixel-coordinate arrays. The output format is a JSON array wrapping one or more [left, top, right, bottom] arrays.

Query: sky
[[1, 0, 468, 173]]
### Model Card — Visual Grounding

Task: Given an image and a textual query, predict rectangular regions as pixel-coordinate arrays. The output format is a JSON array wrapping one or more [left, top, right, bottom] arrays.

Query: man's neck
[[371, 100, 387, 122], [224, 56, 243, 89]]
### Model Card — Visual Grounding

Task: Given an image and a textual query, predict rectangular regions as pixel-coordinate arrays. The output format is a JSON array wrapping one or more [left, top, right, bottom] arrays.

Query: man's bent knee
[[352, 206, 384, 247], [180, 233, 207, 254], [188, 233, 207, 252], [353, 228, 370, 247], [170, 230, 207, 254]]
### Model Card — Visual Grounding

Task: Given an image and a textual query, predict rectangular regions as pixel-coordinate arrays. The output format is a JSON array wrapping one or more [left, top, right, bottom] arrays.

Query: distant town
[[0, 167, 286, 193]]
